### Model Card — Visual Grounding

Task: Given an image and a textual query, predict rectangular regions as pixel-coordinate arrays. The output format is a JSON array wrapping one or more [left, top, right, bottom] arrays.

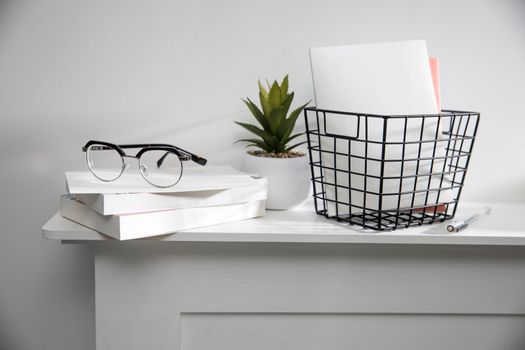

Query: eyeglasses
[[82, 140, 207, 188]]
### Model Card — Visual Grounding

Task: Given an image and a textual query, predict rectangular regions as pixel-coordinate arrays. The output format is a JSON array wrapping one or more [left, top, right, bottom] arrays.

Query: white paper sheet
[[309, 40, 453, 215]]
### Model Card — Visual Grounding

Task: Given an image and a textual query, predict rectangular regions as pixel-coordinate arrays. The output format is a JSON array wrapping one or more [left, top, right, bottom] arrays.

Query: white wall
[[0, 0, 524, 348]]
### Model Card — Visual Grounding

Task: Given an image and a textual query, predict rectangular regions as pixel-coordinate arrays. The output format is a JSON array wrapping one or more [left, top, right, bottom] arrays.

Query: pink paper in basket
[[411, 58, 445, 214], [415, 57, 446, 213], [417, 57, 445, 214], [429, 57, 441, 112]]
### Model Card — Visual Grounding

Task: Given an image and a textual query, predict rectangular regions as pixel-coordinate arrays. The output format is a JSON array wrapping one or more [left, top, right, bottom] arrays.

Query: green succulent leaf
[[280, 75, 289, 101], [258, 81, 268, 100], [268, 81, 281, 109], [235, 138, 273, 152], [277, 102, 304, 139], [280, 101, 310, 141], [277, 119, 291, 139], [285, 141, 308, 152], [267, 134, 281, 150], [259, 92, 272, 117], [281, 92, 294, 116], [243, 98, 270, 131], [234, 138, 260, 144], [234, 122, 275, 146], [283, 132, 303, 144], [268, 108, 286, 134]]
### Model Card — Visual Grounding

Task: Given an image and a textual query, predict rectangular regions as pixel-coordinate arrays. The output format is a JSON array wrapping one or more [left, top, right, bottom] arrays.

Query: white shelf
[[41, 201, 525, 246]]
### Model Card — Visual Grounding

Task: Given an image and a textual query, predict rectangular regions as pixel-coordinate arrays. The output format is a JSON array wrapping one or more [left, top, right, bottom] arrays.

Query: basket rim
[[305, 107, 480, 119]]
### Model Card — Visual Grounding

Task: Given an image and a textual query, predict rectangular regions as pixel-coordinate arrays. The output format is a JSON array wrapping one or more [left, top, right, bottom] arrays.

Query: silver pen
[[447, 207, 491, 233]]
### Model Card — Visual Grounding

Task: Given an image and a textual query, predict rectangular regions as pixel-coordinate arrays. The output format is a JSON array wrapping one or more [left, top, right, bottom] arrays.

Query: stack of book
[[59, 166, 267, 240]]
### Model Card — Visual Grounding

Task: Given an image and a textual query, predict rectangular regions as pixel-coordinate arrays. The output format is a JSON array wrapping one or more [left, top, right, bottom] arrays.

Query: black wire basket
[[304, 107, 480, 231]]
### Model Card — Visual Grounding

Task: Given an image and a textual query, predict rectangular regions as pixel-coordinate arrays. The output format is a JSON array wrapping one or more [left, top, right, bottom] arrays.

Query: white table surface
[[41, 201, 525, 245]]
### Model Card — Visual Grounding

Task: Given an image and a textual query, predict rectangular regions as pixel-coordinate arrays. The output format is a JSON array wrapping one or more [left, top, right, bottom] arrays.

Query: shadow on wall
[[0, 305, 21, 350], [0, 2, 22, 348], [0, 0, 10, 13], [0, 0, 32, 49], [0, 0, 15, 36], [0, 0, 27, 52]]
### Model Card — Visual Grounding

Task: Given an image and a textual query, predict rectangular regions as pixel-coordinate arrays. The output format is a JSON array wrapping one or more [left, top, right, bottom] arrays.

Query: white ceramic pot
[[241, 152, 311, 210]]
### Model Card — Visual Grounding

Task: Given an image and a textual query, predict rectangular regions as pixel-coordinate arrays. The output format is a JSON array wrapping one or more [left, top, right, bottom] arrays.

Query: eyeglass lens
[[139, 150, 183, 188], [86, 144, 124, 181]]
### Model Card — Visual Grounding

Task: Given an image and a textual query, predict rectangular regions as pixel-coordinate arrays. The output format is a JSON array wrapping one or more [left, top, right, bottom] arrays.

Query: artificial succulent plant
[[236, 75, 309, 155]]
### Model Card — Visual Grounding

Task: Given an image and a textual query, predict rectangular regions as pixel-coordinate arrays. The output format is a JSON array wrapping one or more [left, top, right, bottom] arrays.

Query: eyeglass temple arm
[[168, 145, 207, 166], [156, 151, 207, 168]]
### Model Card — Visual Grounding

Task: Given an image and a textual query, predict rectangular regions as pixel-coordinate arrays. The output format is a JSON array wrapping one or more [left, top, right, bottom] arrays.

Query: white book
[[309, 40, 452, 215], [60, 195, 266, 240], [66, 165, 258, 194], [75, 177, 267, 215]]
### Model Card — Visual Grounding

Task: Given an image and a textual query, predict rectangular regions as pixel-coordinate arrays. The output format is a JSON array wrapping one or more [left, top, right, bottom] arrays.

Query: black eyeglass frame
[[82, 140, 207, 188], [82, 140, 207, 165]]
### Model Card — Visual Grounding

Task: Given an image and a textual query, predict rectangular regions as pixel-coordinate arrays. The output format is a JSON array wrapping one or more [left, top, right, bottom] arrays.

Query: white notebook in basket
[[309, 40, 453, 216]]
